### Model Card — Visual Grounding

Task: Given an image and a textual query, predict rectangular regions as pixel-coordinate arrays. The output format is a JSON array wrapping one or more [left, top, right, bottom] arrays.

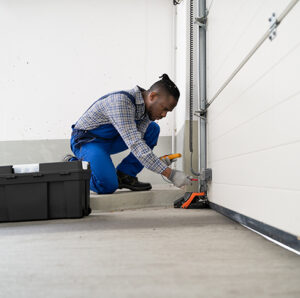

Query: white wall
[[0, 0, 175, 141], [175, 0, 189, 133], [207, 0, 300, 236]]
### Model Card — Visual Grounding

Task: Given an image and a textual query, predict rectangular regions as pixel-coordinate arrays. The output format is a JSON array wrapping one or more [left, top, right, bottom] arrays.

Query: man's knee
[[148, 121, 160, 136], [144, 122, 160, 147], [90, 173, 119, 194], [101, 181, 118, 194]]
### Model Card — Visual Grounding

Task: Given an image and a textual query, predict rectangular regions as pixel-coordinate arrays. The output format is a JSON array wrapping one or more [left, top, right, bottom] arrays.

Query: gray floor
[[0, 207, 299, 298]]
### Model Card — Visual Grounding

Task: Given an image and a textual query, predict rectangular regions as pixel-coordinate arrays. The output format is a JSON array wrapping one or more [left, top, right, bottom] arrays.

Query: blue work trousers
[[70, 122, 160, 194]]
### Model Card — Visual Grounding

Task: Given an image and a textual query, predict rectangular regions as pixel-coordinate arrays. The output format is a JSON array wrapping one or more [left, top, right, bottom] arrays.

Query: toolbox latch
[[33, 173, 44, 177], [60, 171, 71, 175]]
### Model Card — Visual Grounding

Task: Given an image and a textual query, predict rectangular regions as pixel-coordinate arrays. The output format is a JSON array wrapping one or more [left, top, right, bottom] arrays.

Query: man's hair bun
[[159, 73, 171, 81], [148, 73, 180, 101], [152, 73, 180, 100]]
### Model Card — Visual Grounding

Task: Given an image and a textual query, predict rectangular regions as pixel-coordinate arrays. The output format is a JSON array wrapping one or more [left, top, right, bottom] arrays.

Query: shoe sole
[[118, 184, 152, 191]]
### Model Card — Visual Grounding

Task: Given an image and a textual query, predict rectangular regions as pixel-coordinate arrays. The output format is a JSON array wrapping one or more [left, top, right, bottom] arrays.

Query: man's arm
[[104, 95, 168, 175], [136, 117, 150, 138], [136, 117, 172, 178], [104, 94, 192, 188]]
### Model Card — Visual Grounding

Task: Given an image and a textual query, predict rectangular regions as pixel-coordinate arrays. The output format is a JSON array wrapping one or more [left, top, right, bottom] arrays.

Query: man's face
[[146, 92, 177, 121]]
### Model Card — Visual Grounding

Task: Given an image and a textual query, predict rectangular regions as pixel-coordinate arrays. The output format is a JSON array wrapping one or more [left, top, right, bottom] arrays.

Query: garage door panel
[[208, 93, 300, 163], [209, 141, 300, 193], [207, 0, 291, 99], [207, 2, 300, 140], [209, 183, 300, 236]]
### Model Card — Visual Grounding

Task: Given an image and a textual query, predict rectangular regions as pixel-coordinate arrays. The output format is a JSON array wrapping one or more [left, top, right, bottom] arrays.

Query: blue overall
[[70, 91, 160, 194]]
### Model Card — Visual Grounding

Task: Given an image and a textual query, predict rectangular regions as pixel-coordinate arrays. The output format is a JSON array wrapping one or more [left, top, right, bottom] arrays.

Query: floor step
[[90, 184, 185, 212]]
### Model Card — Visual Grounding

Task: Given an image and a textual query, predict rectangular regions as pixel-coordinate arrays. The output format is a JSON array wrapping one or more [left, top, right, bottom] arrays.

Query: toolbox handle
[[5, 174, 17, 179], [60, 171, 71, 175]]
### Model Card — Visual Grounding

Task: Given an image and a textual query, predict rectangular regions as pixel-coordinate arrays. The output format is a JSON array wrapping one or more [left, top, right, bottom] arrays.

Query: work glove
[[160, 156, 178, 166], [168, 170, 192, 188]]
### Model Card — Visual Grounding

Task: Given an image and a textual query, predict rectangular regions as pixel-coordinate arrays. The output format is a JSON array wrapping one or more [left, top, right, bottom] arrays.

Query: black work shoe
[[117, 170, 152, 191]]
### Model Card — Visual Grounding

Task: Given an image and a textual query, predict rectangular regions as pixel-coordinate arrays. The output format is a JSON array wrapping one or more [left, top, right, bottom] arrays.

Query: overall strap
[[99, 90, 136, 106]]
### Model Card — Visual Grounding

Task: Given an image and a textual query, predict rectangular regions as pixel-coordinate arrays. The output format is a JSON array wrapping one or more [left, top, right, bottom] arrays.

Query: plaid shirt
[[74, 85, 168, 174]]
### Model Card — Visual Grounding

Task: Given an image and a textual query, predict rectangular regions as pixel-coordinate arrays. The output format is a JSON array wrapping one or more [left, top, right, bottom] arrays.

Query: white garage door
[[206, 0, 300, 238]]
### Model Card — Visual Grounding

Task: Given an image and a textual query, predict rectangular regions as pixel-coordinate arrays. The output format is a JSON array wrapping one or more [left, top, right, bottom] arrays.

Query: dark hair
[[148, 73, 180, 101]]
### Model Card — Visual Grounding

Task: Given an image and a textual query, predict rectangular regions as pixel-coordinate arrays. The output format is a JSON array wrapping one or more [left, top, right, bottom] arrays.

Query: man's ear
[[149, 91, 158, 102]]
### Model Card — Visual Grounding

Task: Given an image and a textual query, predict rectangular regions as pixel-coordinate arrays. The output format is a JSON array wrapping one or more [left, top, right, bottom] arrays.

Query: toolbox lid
[[0, 161, 89, 175], [39, 161, 89, 172]]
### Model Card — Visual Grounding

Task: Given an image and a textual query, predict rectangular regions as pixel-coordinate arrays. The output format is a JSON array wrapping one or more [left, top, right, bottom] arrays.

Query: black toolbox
[[0, 161, 91, 222]]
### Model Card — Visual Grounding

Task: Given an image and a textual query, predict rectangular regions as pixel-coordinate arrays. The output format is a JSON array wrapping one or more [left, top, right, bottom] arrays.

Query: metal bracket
[[173, 0, 183, 5], [194, 109, 207, 122], [200, 168, 212, 182], [269, 13, 278, 41], [194, 14, 207, 29], [194, 109, 207, 117]]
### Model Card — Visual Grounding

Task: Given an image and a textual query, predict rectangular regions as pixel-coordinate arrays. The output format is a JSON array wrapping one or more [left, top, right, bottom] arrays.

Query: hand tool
[[160, 154, 200, 184], [159, 153, 182, 163]]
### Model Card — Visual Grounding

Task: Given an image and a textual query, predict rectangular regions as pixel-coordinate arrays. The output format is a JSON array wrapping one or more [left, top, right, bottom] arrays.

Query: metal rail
[[207, 0, 299, 108]]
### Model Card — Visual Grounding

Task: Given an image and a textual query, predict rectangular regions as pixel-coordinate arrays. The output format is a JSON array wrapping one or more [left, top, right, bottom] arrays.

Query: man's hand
[[168, 170, 192, 188], [160, 156, 178, 166]]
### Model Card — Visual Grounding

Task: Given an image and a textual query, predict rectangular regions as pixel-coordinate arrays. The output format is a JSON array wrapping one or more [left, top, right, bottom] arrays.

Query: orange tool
[[181, 192, 205, 208], [159, 153, 182, 162], [174, 192, 208, 209]]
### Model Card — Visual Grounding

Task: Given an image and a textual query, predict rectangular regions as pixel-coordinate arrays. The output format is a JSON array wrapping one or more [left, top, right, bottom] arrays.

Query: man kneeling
[[65, 74, 191, 194]]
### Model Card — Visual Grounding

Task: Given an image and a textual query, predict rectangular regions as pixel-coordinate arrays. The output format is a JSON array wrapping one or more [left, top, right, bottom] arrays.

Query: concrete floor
[[0, 207, 299, 298]]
